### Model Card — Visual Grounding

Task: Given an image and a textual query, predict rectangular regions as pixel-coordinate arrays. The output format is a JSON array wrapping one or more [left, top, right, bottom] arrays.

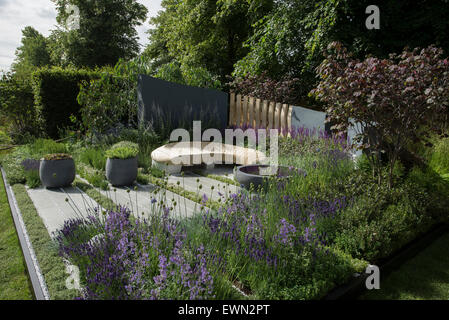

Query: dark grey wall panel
[[137, 75, 229, 134]]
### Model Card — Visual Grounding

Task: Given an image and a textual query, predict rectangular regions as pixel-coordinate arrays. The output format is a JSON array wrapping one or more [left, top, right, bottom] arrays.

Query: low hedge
[[31, 68, 101, 138]]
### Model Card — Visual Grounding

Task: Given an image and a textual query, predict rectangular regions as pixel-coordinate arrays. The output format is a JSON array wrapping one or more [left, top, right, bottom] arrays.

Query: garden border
[[1, 166, 50, 300], [324, 222, 449, 300]]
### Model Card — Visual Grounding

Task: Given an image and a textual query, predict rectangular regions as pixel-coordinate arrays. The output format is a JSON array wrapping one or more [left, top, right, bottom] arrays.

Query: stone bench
[[151, 141, 267, 174]]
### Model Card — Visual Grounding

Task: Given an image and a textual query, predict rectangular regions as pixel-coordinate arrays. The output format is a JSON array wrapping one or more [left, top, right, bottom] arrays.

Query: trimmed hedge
[[31, 68, 101, 138]]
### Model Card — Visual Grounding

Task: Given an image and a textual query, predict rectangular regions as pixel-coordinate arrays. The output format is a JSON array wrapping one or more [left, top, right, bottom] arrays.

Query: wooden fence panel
[[229, 93, 291, 135], [261, 100, 268, 129], [229, 92, 236, 126], [235, 94, 242, 127], [248, 96, 255, 128], [268, 101, 275, 130], [287, 105, 293, 135], [280, 103, 289, 134], [275, 103, 281, 130], [255, 98, 261, 129], [242, 95, 248, 127]]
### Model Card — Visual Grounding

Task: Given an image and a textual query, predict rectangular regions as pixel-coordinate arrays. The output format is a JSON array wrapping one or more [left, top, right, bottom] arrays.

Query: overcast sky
[[0, 0, 163, 71]]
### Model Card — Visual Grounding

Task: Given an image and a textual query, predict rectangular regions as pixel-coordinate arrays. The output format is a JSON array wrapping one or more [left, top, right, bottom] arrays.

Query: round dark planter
[[39, 158, 76, 188], [234, 165, 299, 190], [106, 157, 138, 187]]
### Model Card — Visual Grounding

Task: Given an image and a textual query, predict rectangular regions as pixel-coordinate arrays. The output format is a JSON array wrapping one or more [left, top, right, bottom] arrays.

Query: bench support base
[[152, 160, 182, 175]]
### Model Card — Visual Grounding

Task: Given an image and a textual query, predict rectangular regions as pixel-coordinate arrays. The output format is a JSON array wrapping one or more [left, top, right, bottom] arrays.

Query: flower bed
[[1, 127, 448, 300]]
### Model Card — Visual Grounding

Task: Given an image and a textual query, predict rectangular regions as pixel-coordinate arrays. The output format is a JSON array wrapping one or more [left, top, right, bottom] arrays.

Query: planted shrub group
[[31, 68, 101, 138], [0, 73, 37, 143], [1, 122, 448, 300], [105, 141, 139, 159], [1, 40, 448, 300]]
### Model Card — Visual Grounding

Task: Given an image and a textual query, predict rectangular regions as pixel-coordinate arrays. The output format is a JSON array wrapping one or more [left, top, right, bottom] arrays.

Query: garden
[[1, 42, 449, 298], [1, 0, 449, 301], [1, 116, 448, 299]]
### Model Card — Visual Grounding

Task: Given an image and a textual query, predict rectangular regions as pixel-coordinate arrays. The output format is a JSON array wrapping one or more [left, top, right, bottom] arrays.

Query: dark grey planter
[[39, 158, 76, 188], [106, 157, 138, 187], [234, 165, 298, 190]]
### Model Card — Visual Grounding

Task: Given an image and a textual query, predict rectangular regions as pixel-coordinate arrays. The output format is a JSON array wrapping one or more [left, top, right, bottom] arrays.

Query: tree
[[234, 0, 449, 103], [332, 0, 449, 60], [52, 0, 148, 68], [12, 27, 52, 80], [311, 42, 449, 187], [233, 0, 341, 95], [145, 0, 273, 81]]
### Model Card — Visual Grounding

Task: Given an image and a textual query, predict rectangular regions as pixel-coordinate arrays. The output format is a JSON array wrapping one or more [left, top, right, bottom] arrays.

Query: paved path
[[167, 172, 239, 202], [26, 167, 240, 236], [198, 165, 236, 179], [97, 183, 203, 220], [27, 186, 102, 235]]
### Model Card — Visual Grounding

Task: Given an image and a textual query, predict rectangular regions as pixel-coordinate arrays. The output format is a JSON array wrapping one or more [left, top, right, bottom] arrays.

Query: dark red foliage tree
[[311, 42, 449, 187]]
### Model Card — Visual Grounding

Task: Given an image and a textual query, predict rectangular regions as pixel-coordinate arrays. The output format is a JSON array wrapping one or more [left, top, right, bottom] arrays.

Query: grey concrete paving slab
[[26, 186, 102, 235], [196, 164, 236, 179], [167, 172, 239, 202], [98, 183, 204, 220]]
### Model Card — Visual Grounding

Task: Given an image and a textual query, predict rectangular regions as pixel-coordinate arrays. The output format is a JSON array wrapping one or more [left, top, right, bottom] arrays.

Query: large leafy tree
[[234, 0, 449, 101], [52, 0, 148, 68], [11, 27, 52, 80], [333, 0, 449, 59], [233, 0, 341, 83], [145, 0, 273, 81]]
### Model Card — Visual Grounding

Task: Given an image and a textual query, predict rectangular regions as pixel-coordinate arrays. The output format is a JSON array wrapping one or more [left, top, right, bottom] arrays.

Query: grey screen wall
[[291, 106, 331, 133], [137, 75, 229, 133]]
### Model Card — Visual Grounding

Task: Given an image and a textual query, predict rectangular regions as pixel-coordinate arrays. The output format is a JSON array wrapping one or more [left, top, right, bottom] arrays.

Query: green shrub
[[1, 139, 70, 185], [78, 147, 106, 171], [0, 73, 38, 143], [78, 72, 133, 135], [429, 137, 449, 174], [77, 163, 109, 190], [405, 166, 449, 222], [0, 147, 33, 184], [117, 126, 161, 169], [105, 141, 138, 159], [333, 165, 441, 262], [148, 165, 165, 178], [0, 129, 12, 145], [31, 67, 101, 138], [43, 153, 72, 161], [27, 139, 67, 157], [136, 171, 150, 185], [24, 169, 40, 189]]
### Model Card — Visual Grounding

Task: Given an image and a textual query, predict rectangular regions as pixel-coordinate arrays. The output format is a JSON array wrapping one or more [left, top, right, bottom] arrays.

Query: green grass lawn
[[0, 174, 34, 300], [360, 231, 449, 300]]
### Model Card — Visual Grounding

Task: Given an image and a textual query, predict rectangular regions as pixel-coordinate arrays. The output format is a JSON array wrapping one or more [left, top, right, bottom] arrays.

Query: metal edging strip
[[1, 167, 50, 300]]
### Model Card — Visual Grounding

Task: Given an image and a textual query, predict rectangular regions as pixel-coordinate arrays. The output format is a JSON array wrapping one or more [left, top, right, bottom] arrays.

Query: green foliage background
[[31, 68, 101, 138]]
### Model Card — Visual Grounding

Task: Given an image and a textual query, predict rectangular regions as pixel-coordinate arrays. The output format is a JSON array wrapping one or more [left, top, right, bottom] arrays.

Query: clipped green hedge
[[31, 67, 101, 138]]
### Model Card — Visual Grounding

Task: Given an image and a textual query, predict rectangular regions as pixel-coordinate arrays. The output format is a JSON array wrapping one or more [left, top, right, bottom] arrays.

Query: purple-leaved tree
[[310, 42, 449, 187]]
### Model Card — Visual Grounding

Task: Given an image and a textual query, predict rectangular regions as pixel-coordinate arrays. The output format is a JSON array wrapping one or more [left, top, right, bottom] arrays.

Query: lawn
[[0, 169, 33, 300], [360, 231, 449, 300]]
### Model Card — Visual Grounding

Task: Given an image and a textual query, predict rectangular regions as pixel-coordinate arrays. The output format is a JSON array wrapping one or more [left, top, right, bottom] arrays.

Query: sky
[[0, 0, 163, 71]]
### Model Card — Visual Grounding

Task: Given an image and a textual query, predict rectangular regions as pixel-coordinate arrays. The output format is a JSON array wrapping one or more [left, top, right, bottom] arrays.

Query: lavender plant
[[55, 205, 216, 300]]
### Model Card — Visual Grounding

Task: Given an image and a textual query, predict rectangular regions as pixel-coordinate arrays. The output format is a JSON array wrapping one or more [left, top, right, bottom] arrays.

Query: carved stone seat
[[151, 141, 267, 174]]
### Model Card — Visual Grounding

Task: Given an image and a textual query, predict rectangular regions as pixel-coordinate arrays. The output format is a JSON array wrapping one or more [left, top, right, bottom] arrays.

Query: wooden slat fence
[[229, 93, 293, 135]]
